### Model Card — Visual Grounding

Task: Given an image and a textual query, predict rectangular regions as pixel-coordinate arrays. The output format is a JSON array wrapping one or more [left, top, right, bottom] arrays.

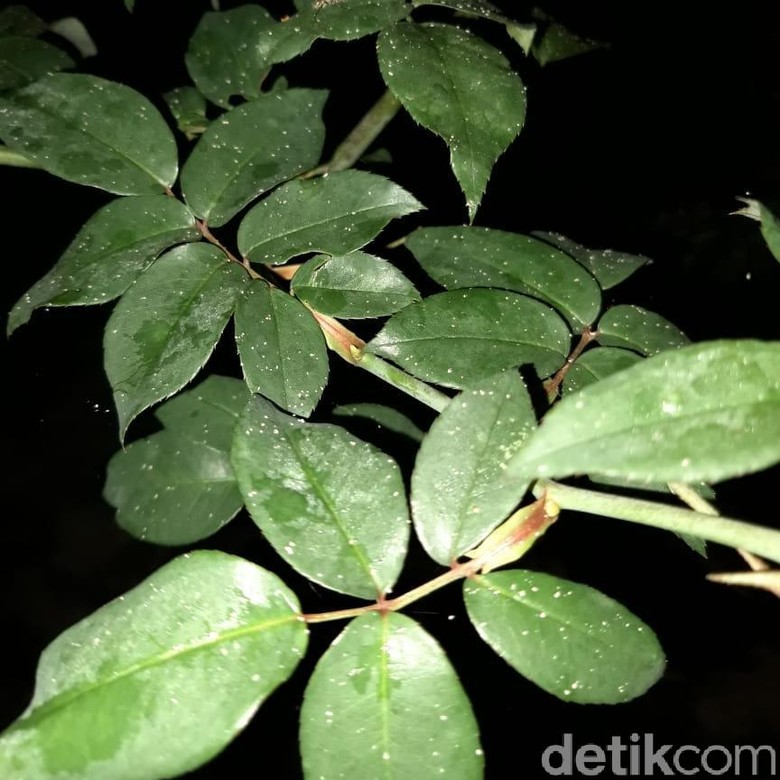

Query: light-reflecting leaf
[[506, 22, 536, 55], [291, 251, 420, 318], [0, 551, 307, 780], [49, 17, 97, 58], [534, 231, 650, 290], [300, 612, 483, 780], [180, 88, 327, 227], [532, 21, 606, 67], [154, 374, 251, 451], [501, 340, 780, 485], [378, 22, 525, 221], [0, 73, 177, 194], [464, 570, 665, 703], [412, 0, 510, 24], [234, 283, 328, 417], [734, 197, 780, 263], [368, 289, 570, 389], [185, 6, 276, 108], [0, 37, 74, 91], [232, 395, 409, 599], [104, 429, 242, 545], [8, 195, 198, 335], [564, 346, 642, 394], [300, 0, 410, 41], [163, 86, 208, 140], [238, 170, 422, 264], [597, 304, 689, 356], [0, 6, 46, 38], [412, 371, 537, 565], [332, 403, 424, 443], [104, 243, 247, 439], [407, 226, 601, 328]]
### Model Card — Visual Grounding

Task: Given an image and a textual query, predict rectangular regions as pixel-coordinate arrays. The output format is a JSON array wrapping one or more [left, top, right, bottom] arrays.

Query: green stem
[[303, 90, 401, 177], [0, 146, 41, 169], [535, 479, 780, 565]]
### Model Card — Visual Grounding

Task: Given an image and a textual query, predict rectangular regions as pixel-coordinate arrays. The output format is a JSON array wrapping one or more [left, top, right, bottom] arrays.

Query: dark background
[[2, 1, 779, 777]]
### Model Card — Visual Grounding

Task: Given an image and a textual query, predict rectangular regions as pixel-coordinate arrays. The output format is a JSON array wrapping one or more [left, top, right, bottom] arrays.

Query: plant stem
[[197, 219, 262, 279], [302, 89, 401, 178], [543, 326, 597, 401], [534, 479, 780, 565], [0, 146, 41, 169]]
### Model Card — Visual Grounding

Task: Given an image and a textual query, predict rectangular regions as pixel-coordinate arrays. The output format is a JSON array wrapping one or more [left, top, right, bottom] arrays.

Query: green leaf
[[0, 37, 74, 91], [234, 284, 328, 417], [532, 21, 606, 67], [163, 86, 208, 140], [185, 6, 276, 108], [0, 6, 46, 38], [368, 289, 570, 389], [564, 346, 643, 394], [238, 170, 422, 264], [155, 374, 251, 452], [734, 197, 780, 263], [0, 551, 307, 780], [378, 22, 526, 221], [506, 22, 537, 55], [464, 570, 665, 703], [300, 612, 483, 780], [502, 340, 780, 485], [104, 429, 243, 545], [180, 89, 327, 227], [49, 17, 97, 58], [104, 243, 246, 439], [232, 395, 409, 599], [8, 195, 198, 335], [412, 0, 511, 24], [597, 304, 689, 356], [407, 226, 601, 328], [300, 0, 410, 41], [533, 231, 650, 290], [332, 403, 424, 442], [291, 251, 420, 318], [412, 371, 537, 565], [124, 0, 135, 11], [0, 73, 178, 194]]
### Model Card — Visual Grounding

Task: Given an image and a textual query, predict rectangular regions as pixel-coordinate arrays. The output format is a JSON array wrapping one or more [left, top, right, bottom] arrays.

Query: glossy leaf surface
[[407, 226, 601, 328], [0, 73, 177, 194], [234, 284, 328, 417], [232, 396, 409, 599], [185, 6, 275, 108], [300, 613, 483, 780], [564, 346, 643, 394], [292, 251, 420, 318], [534, 231, 649, 290], [163, 86, 208, 140], [0, 551, 307, 780], [532, 22, 605, 66], [368, 289, 570, 389], [464, 570, 665, 703], [735, 197, 780, 263], [502, 340, 780, 485], [0, 6, 46, 37], [104, 429, 242, 545], [0, 37, 74, 90], [378, 22, 525, 220], [180, 89, 327, 226], [301, 0, 409, 40], [238, 170, 422, 264], [332, 403, 424, 443], [412, 0, 510, 24], [412, 371, 537, 564], [597, 304, 689, 355], [104, 243, 246, 438], [8, 195, 198, 334]]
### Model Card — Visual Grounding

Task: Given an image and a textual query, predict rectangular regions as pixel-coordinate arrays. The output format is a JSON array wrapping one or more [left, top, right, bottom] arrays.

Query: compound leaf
[[378, 22, 525, 221], [0, 73, 177, 194], [502, 340, 780, 485], [412, 371, 537, 565], [368, 289, 570, 389], [104, 243, 246, 439], [0, 551, 307, 780], [300, 612, 483, 780], [232, 395, 409, 599], [8, 195, 198, 335], [464, 570, 665, 703], [407, 226, 601, 328], [597, 304, 689, 356], [234, 283, 328, 417], [291, 251, 420, 318], [238, 170, 422, 264], [180, 89, 327, 227]]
